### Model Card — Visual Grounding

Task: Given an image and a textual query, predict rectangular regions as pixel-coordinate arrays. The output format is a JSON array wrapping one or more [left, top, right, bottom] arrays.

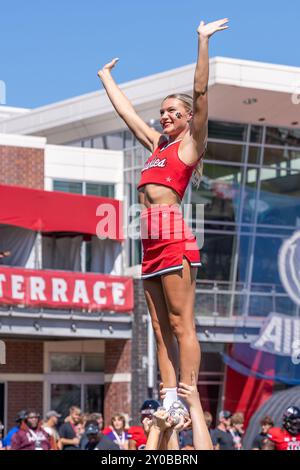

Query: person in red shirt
[[11, 410, 51, 451], [98, 17, 229, 413], [128, 400, 160, 450], [265, 406, 300, 450]]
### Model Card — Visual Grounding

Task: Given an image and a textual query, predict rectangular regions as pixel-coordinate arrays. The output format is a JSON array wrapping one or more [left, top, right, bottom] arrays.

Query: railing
[[195, 280, 299, 319]]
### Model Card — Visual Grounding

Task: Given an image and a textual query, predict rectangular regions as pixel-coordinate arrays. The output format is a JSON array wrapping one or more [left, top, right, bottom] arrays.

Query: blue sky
[[0, 0, 299, 108]]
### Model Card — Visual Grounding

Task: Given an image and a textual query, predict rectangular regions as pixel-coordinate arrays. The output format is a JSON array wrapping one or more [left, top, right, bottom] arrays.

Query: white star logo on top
[[166, 177, 172, 182]]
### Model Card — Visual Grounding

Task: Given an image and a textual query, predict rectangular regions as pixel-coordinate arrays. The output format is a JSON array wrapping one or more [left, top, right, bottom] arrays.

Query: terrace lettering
[[0, 267, 133, 312]]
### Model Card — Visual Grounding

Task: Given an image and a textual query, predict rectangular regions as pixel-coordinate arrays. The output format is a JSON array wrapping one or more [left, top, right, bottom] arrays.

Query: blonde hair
[[163, 93, 205, 187], [231, 412, 244, 426]]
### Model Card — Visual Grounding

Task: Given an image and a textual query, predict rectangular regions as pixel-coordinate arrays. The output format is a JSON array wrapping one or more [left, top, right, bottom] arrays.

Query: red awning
[[0, 184, 124, 240]]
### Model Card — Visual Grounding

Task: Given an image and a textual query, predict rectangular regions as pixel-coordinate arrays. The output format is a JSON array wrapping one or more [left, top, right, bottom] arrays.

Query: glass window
[[258, 171, 300, 227], [242, 167, 261, 224], [265, 127, 300, 147], [84, 355, 105, 372], [107, 132, 124, 150], [92, 132, 124, 150], [51, 384, 81, 418], [198, 351, 224, 421], [65, 140, 82, 147], [53, 180, 83, 194], [247, 146, 261, 165], [82, 139, 92, 148], [50, 354, 82, 372], [250, 125, 263, 144], [85, 240, 92, 272], [248, 287, 298, 318], [84, 384, 104, 414], [53, 180, 115, 198], [124, 130, 133, 148], [92, 136, 106, 149], [236, 236, 252, 283], [205, 142, 246, 164], [86, 182, 115, 198], [199, 232, 236, 283], [208, 120, 247, 141], [263, 147, 300, 170], [251, 235, 283, 286], [193, 164, 242, 224]]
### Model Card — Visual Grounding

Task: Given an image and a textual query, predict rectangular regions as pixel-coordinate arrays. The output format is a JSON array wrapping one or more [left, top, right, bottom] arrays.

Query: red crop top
[[137, 139, 200, 200]]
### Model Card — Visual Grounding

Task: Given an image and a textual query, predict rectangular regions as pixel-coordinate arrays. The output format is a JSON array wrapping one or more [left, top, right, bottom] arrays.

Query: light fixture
[[258, 117, 266, 122], [243, 98, 257, 105], [291, 121, 299, 126], [33, 321, 40, 331], [108, 325, 114, 334], [70, 323, 77, 332], [204, 330, 210, 338]]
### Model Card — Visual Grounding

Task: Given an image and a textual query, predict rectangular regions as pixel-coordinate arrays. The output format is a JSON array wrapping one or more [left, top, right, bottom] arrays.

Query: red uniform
[[137, 139, 199, 200], [127, 425, 147, 450], [137, 139, 203, 279], [102, 426, 112, 435], [267, 427, 300, 450]]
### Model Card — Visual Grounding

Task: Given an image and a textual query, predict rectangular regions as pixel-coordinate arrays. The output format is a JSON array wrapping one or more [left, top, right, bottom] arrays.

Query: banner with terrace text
[[0, 266, 133, 313]]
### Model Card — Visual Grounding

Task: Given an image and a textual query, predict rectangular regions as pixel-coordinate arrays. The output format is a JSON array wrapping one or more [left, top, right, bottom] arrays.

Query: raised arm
[[145, 409, 171, 450], [182, 18, 229, 160], [97, 59, 161, 152], [178, 371, 213, 450]]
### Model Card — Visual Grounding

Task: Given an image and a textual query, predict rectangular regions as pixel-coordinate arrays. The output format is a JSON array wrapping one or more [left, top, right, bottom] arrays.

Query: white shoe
[[168, 400, 189, 424]]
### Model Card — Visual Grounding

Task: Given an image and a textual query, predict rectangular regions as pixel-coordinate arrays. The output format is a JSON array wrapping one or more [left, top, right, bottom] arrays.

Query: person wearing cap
[[128, 399, 160, 450], [42, 411, 62, 450], [11, 409, 51, 450], [1, 410, 27, 450], [82, 421, 120, 451], [211, 410, 235, 450]]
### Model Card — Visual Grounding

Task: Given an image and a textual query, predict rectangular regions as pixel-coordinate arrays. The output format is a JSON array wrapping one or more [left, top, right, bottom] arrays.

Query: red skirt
[[140, 204, 201, 279]]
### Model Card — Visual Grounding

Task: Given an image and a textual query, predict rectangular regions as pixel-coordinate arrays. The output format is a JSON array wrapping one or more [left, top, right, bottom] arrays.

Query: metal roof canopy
[[0, 308, 132, 339]]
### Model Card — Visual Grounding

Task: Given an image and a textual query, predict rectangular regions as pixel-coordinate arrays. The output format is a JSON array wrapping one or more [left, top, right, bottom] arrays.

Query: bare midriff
[[138, 184, 181, 207]]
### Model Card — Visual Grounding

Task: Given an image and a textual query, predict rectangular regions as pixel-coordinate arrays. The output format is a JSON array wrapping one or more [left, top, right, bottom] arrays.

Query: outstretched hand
[[152, 409, 172, 432], [197, 18, 229, 39], [97, 58, 119, 78]]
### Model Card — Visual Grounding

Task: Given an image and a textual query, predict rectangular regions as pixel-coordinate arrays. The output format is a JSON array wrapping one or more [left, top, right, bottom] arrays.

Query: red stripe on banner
[[0, 266, 133, 313], [223, 345, 274, 427]]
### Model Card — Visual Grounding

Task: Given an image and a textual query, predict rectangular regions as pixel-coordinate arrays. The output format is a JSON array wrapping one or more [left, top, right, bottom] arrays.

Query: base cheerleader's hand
[[97, 58, 119, 79], [197, 18, 229, 39], [159, 382, 166, 401], [151, 409, 172, 432], [177, 370, 200, 408]]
